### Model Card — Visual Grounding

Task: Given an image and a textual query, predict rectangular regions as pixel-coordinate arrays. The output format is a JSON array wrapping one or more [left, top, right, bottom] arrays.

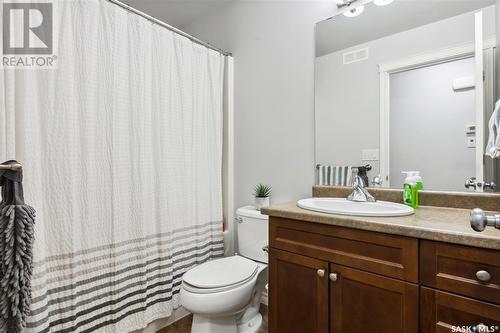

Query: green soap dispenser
[[401, 171, 423, 208]]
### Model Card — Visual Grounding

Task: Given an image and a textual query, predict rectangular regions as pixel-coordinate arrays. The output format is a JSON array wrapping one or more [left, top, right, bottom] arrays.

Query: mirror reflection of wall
[[315, 0, 498, 192], [389, 57, 476, 191]]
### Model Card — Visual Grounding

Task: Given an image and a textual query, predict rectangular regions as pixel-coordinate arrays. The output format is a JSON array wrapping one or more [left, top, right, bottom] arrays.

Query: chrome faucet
[[347, 169, 375, 202]]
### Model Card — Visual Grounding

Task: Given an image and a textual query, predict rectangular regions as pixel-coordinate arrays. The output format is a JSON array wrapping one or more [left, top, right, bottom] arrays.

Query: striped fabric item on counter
[[316, 165, 352, 186]]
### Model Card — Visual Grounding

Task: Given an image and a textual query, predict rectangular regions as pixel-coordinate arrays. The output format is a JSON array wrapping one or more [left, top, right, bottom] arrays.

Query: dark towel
[[0, 160, 36, 333]]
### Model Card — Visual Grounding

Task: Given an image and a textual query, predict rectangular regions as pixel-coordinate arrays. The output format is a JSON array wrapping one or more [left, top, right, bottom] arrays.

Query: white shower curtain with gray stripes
[[0, 0, 226, 332]]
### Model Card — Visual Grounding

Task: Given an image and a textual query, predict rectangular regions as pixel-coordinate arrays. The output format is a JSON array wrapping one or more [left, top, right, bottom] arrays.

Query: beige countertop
[[261, 202, 500, 251]]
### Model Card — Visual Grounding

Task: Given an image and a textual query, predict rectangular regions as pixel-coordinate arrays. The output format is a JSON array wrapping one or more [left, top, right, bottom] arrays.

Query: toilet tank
[[236, 206, 269, 264]]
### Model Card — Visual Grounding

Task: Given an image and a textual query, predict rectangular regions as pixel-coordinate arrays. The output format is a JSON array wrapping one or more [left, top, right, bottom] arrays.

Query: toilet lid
[[183, 256, 259, 289]]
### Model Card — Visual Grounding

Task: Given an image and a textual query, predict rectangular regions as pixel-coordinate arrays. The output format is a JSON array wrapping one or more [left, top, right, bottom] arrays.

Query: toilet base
[[190, 312, 262, 333], [238, 312, 262, 333]]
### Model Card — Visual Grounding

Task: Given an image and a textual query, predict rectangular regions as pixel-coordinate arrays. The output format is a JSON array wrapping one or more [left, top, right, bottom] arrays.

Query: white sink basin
[[297, 197, 414, 217]]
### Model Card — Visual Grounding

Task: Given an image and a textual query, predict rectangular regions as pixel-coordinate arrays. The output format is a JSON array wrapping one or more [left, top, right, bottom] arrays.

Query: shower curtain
[[0, 0, 227, 332]]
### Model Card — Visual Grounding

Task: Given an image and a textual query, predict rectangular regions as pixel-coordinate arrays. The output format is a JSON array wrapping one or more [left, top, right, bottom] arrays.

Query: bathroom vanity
[[296, 0, 500, 330], [262, 187, 500, 333]]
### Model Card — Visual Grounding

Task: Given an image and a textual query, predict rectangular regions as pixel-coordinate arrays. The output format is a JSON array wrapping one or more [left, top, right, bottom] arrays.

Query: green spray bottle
[[402, 171, 423, 208]]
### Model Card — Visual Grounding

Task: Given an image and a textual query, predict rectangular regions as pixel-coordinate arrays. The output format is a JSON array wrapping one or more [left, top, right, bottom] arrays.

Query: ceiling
[[316, 0, 496, 57], [122, 0, 232, 29]]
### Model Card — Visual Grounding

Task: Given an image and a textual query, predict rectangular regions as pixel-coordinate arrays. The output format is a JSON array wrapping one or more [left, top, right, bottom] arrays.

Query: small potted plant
[[253, 184, 272, 210]]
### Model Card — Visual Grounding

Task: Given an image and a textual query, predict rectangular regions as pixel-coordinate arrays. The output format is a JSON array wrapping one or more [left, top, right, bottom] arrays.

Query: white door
[[389, 57, 476, 192]]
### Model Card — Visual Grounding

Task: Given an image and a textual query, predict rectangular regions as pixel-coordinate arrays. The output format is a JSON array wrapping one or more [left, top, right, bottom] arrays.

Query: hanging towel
[[0, 160, 36, 333], [316, 165, 352, 186], [486, 99, 500, 158]]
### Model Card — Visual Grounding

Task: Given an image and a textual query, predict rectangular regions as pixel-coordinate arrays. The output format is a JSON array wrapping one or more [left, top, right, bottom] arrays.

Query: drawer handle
[[317, 269, 326, 278], [476, 270, 491, 282], [329, 273, 338, 282]]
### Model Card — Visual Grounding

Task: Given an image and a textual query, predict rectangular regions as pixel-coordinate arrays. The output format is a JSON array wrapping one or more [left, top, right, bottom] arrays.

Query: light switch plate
[[466, 124, 476, 135], [362, 149, 379, 161]]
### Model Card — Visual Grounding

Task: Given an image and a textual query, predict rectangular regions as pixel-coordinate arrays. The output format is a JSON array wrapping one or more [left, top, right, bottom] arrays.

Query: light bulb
[[343, 5, 364, 17], [374, 0, 394, 6]]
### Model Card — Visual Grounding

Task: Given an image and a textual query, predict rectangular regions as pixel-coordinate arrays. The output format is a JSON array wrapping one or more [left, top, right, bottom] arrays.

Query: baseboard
[[135, 307, 191, 333]]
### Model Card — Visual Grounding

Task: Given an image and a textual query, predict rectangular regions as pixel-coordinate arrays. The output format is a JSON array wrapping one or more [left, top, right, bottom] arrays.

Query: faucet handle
[[372, 175, 383, 187]]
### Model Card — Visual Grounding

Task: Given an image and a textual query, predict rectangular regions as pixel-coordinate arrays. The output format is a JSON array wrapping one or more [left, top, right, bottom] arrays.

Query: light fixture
[[374, 0, 394, 6], [343, 5, 364, 17]]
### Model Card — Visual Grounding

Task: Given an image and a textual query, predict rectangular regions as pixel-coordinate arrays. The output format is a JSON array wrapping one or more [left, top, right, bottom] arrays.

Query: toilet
[[180, 206, 269, 333]]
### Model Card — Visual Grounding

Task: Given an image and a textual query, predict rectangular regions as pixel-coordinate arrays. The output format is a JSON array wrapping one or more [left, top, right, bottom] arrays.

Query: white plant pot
[[254, 197, 270, 210]]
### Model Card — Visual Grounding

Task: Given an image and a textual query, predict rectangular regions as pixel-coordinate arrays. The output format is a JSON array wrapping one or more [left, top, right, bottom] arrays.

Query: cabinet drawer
[[421, 287, 500, 333], [420, 240, 500, 305], [269, 217, 419, 282]]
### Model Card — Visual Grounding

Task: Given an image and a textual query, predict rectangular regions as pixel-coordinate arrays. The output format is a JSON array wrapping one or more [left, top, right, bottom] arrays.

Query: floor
[[158, 305, 268, 333]]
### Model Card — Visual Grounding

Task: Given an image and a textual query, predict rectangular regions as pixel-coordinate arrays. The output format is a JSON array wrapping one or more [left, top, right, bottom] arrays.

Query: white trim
[[223, 56, 235, 255], [475, 12, 484, 192], [379, 36, 495, 74], [378, 36, 495, 186], [483, 48, 495, 184], [379, 71, 390, 187]]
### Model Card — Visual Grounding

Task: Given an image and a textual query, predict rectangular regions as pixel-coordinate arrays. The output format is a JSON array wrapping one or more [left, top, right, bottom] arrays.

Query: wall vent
[[343, 47, 369, 64]]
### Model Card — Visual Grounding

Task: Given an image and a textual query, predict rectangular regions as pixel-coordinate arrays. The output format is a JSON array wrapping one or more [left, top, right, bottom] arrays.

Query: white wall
[[315, 6, 496, 179], [184, 1, 336, 210]]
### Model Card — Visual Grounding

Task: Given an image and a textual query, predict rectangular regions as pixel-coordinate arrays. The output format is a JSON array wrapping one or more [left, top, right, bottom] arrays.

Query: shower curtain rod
[[106, 0, 232, 56]]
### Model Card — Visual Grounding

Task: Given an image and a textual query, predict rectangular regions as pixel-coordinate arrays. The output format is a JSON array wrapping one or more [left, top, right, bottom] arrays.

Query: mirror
[[315, 0, 498, 192]]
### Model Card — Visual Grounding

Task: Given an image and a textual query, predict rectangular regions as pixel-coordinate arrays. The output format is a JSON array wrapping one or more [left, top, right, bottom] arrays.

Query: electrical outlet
[[467, 136, 476, 148]]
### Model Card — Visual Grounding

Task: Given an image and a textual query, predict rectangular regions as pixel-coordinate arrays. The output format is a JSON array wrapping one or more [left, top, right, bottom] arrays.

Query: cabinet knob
[[329, 273, 338, 282], [476, 270, 491, 282], [317, 269, 326, 278]]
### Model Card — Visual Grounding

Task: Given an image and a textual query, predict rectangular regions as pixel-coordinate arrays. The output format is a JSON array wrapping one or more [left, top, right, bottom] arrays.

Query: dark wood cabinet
[[268, 217, 500, 333], [269, 248, 329, 333], [420, 240, 500, 304], [270, 216, 418, 282], [330, 264, 419, 333], [421, 287, 500, 333]]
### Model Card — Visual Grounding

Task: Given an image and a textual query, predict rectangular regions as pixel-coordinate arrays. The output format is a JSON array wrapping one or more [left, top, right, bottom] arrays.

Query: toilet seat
[[180, 256, 267, 318], [180, 207, 268, 332], [182, 256, 259, 294]]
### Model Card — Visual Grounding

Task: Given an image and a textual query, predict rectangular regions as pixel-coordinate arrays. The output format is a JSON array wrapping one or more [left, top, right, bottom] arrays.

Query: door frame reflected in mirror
[[378, 35, 496, 190]]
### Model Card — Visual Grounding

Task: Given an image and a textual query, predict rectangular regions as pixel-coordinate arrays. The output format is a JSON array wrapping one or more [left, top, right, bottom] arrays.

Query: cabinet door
[[421, 287, 500, 333], [330, 264, 419, 333], [269, 248, 329, 333]]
